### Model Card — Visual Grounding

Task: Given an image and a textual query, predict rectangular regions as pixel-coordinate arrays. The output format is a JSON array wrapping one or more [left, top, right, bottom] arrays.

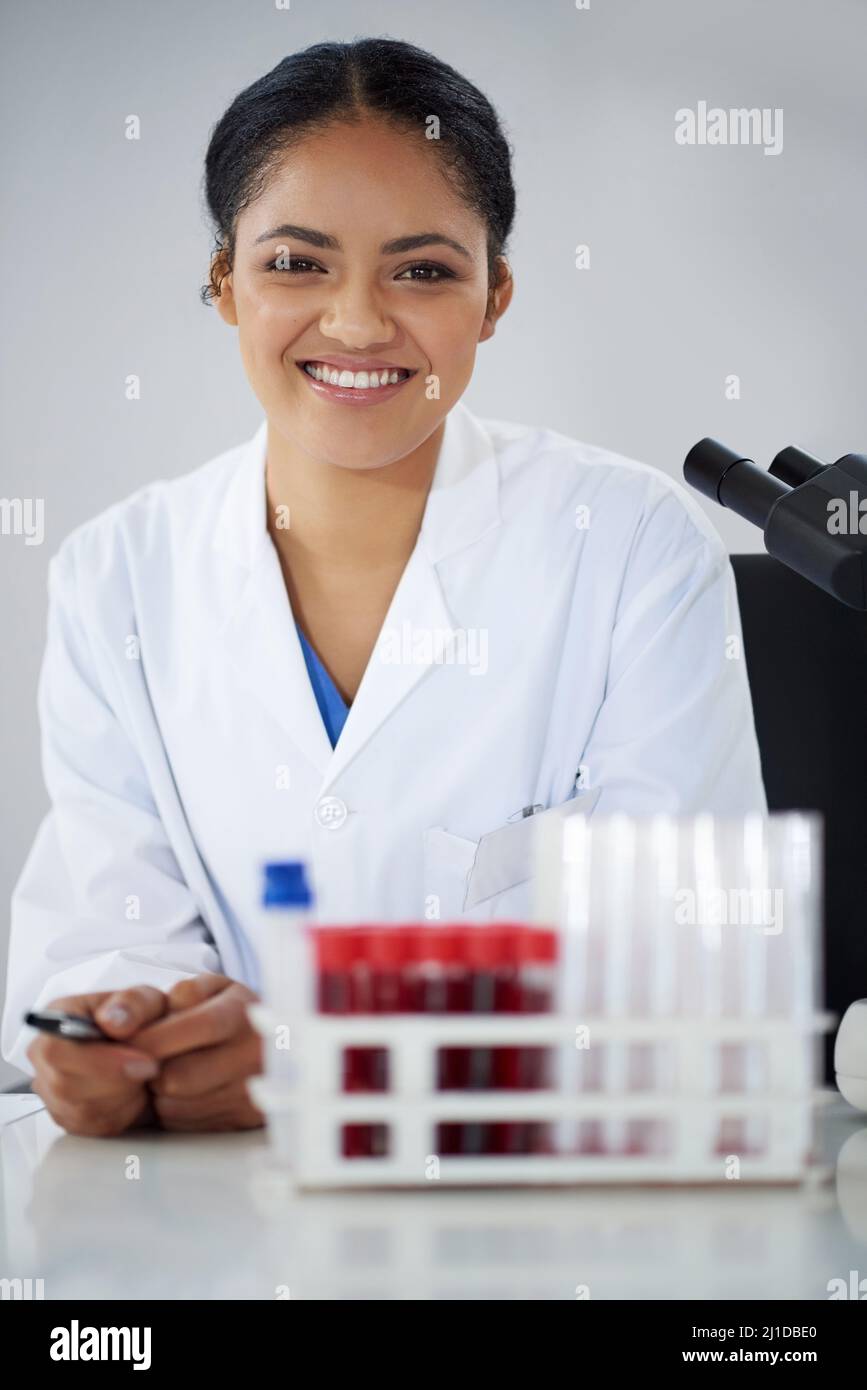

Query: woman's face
[[214, 116, 512, 471]]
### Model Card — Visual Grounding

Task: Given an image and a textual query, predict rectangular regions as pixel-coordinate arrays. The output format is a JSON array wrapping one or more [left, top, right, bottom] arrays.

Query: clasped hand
[[27, 974, 265, 1136]]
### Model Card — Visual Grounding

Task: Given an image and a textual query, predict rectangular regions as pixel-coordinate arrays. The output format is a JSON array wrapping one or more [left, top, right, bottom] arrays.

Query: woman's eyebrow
[[253, 224, 472, 259], [254, 224, 339, 249], [382, 232, 472, 260]]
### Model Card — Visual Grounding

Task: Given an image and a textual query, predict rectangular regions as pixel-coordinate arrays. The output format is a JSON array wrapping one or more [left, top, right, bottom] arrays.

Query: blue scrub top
[[296, 623, 350, 748]]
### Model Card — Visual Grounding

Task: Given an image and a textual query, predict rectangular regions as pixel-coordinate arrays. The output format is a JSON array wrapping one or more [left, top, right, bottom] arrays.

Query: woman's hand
[[133, 973, 265, 1132], [27, 986, 167, 1136]]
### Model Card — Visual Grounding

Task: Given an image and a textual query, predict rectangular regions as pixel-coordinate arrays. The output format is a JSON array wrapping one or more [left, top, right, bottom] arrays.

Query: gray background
[[1, 0, 864, 1084]]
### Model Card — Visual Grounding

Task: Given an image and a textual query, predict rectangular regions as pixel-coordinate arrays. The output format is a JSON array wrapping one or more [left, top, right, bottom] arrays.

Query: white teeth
[[303, 362, 408, 389]]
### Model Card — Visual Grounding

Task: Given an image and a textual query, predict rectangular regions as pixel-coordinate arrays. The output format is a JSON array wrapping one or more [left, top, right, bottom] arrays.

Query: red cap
[[362, 925, 410, 969], [407, 924, 464, 965], [516, 925, 558, 964], [460, 924, 518, 969], [313, 926, 359, 971]]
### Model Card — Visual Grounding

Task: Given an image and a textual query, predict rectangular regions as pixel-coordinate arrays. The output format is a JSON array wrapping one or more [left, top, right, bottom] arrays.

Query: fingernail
[[101, 1005, 130, 1026], [124, 1060, 157, 1080]]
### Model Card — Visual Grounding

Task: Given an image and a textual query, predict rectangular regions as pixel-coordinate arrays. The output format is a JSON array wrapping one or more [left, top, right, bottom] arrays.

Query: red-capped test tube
[[406, 926, 471, 1156], [348, 925, 412, 1158], [311, 926, 378, 1158], [493, 925, 558, 1154], [313, 927, 366, 1158], [517, 925, 558, 1089], [405, 925, 464, 1015], [314, 926, 354, 1018], [458, 925, 518, 1156], [312, 927, 360, 1156], [405, 925, 470, 1070], [362, 925, 413, 1091]]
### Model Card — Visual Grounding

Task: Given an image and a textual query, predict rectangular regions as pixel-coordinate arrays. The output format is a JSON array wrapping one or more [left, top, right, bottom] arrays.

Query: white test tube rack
[[248, 1002, 834, 1189]]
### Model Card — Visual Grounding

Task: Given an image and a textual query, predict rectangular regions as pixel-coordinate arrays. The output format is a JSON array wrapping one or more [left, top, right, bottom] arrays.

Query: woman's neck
[[264, 419, 444, 576], [262, 419, 446, 704]]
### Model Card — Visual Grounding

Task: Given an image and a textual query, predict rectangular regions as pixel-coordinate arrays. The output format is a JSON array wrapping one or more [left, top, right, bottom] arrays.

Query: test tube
[[489, 924, 520, 1156], [357, 926, 410, 1158], [624, 816, 676, 1156], [517, 925, 557, 1087], [322, 924, 400, 1158], [426, 926, 472, 1093], [365, 925, 411, 1090], [715, 819, 752, 1154], [693, 815, 724, 1159], [554, 813, 593, 1156], [343, 926, 373, 1099], [416, 926, 472, 1156], [313, 926, 368, 1159], [460, 925, 514, 1156], [315, 927, 353, 1016], [599, 816, 636, 1155], [406, 925, 448, 1015], [489, 924, 524, 1153], [739, 814, 770, 1155], [314, 925, 357, 1126], [493, 926, 558, 1155], [775, 813, 823, 1128]]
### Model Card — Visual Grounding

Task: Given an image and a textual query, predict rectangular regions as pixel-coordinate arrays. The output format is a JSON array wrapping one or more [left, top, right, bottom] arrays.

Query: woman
[[2, 39, 766, 1134]]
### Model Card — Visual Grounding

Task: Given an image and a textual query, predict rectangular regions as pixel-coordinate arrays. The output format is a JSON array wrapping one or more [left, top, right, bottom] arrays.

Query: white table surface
[[2, 1093, 866, 1300]]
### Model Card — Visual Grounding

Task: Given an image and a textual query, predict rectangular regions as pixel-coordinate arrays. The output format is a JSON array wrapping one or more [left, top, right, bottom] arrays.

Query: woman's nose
[[318, 279, 396, 348]]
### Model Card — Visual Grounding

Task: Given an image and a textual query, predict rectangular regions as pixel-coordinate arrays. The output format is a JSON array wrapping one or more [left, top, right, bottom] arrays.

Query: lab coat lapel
[[214, 423, 335, 779], [213, 403, 501, 791], [318, 540, 454, 789], [319, 402, 502, 790]]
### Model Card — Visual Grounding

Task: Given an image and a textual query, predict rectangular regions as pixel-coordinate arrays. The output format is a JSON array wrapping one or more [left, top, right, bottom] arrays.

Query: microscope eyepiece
[[769, 446, 827, 489], [683, 438, 789, 530], [683, 437, 867, 610]]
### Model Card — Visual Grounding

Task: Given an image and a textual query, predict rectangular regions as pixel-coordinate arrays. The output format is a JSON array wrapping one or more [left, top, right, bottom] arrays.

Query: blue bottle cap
[[262, 861, 313, 908]]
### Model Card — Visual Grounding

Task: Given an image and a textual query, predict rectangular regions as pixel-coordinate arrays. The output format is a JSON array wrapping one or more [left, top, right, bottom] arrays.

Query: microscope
[[684, 437, 867, 1107], [684, 439, 867, 610]]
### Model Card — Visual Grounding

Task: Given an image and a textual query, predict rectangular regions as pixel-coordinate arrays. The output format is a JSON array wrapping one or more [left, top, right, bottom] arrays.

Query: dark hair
[[200, 37, 515, 305]]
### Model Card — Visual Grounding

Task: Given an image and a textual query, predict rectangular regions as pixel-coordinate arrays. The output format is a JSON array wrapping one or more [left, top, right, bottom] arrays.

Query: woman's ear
[[479, 256, 514, 343], [209, 248, 238, 326]]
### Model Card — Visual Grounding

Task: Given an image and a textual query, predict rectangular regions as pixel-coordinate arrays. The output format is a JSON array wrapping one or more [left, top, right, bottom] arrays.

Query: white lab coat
[[2, 402, 767, 1072]]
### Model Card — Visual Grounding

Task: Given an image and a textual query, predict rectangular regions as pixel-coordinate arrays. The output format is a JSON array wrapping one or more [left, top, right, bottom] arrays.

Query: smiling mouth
[[300, 360, 416, 390]]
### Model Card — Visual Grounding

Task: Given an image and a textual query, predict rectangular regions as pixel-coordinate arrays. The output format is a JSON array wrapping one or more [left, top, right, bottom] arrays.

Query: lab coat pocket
[[422, 826, 480, 920], [464, 788, 602, 910]]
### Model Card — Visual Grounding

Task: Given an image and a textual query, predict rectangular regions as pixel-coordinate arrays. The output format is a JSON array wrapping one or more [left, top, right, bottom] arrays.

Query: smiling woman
[[2, 38, 767, 1137], [201, 40, 513, 470], [196, 41, 518, 703]]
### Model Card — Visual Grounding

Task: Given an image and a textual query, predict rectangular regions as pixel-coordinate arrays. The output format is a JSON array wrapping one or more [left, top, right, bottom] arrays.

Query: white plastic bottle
[[259, 860, 314, 1085]]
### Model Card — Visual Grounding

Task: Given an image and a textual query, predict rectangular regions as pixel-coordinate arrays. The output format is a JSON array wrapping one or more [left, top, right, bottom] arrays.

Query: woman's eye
[[264, 255, 322, 273], [395, 262, 455, 283], [261, 256, 455, 281]]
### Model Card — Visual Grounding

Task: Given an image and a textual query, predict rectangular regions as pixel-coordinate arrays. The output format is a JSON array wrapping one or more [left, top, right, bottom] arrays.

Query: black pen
[[24, 1009, 109, 1042]]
